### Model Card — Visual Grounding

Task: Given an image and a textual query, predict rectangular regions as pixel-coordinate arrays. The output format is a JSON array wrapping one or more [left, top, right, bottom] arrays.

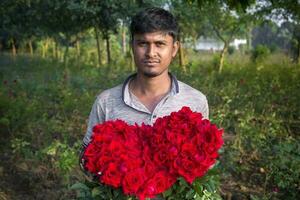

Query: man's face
[[132, 32, 179, 78]]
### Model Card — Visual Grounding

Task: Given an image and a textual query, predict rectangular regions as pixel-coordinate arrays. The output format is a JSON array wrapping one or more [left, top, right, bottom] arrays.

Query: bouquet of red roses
[[83, 107, 223, 200]]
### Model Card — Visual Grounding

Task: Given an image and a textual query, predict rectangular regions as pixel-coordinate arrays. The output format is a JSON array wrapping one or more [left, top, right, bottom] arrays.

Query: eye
[[137, 42, 147, 47], [155, 42, 166, 47]]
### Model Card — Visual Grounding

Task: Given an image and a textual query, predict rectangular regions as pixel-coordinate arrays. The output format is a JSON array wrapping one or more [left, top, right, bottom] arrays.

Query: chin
[[141, 69, 168, 78], [137, 67, 168, 78], [142, 71, 160, 78]]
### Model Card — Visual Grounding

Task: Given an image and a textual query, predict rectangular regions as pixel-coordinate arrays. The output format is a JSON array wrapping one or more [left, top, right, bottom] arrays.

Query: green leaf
[[163, 187, 173, 197], [0, 117, 9, 126], [70, 182, 90, 191], [185, 188, 195, 199], [193, 180, 203, 195], [92, 187, 102, 197]]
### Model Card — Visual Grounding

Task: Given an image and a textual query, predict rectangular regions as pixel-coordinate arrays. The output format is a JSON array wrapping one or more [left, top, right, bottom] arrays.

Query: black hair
[[130, 7, 179, 42]]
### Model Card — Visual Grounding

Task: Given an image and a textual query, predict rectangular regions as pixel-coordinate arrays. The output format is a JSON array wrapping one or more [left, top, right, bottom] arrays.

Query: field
[[0, 51, 299, 200]]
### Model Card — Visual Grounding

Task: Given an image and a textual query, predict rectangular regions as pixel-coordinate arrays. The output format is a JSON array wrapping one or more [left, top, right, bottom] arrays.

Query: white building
[[230, 39, 247, 49], [195, 38, 247, 51]]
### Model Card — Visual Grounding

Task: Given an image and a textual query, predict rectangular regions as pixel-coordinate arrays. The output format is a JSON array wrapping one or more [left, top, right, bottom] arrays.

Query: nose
[[145, 44, 156, 58]]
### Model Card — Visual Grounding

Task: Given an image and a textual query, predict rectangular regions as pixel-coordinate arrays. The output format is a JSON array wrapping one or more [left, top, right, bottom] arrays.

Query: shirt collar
[[122, 72, 179, 103]]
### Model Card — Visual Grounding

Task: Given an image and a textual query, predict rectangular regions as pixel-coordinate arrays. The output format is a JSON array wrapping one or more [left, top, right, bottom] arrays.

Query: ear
[[172, 41, 179, 58]]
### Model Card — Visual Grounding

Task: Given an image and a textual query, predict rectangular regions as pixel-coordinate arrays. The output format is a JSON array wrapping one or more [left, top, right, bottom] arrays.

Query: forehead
[[133, 32, 173, 42]]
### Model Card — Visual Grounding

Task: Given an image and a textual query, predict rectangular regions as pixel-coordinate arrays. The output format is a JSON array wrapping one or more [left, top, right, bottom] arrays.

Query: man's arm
[[200, 97, 209, 119], [79, 97, 105, 174], [83, 97, 105, 146]]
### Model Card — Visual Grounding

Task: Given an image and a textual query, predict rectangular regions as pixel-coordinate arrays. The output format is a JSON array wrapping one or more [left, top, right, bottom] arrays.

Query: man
[[80, 7, 208, 171]]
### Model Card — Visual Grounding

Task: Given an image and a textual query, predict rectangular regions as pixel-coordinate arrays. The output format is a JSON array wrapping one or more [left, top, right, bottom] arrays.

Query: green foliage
[[1, 0, 300, 198], [251, 44, 270, 62], [162, 166, 222, 200], [42, 140, 79, 174], [174, 52, 300, 199], [70, 166, 221, 200], [70, 181, 131, 200], [227, 46, 235, 55], [11, 138, 31, 157], [266, 137, 300, 199], [1, 52, 300, 199]]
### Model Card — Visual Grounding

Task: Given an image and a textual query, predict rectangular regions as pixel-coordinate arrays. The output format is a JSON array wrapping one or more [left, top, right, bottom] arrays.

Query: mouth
[[143, 60, 160, 66]]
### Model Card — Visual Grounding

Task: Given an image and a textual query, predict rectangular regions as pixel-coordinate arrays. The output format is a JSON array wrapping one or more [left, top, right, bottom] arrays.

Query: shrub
[[228, 46, 235, 55], [251, 45, 270, 62], [266, 138, 300, 199]]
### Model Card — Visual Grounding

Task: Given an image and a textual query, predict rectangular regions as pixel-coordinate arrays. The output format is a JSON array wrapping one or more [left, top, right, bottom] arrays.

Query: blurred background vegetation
[[0, 0, 299, 199]]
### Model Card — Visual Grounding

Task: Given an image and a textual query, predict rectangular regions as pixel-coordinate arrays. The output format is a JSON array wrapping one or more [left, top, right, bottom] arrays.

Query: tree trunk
[[247, 25, 252, 51], [52, 39, 55, 58], [53, 39, 59, 60], [105, 34, 111, 65], [11, 38, 17, 57], [178, 36, 186, 72], [0, 39, 3, 53], [294, 34, 300, 64], [42, 41, 46, 58], [219, 42, 228, 73], [297, 39, 300, 64], [28, 39, 33, 56], [94, 27, 102, 67], [42, 39, 49, 58], [193, 36, 197, 50], [63, 39, 69, 67], [11, 39, 17, 58], [296, 24, 300, 64], [76, 39, 80, 57], [64, 46, 69, 65], [59, 49, 63, 62], [247, 30, 252, 51], [122, 23, 127, 55]]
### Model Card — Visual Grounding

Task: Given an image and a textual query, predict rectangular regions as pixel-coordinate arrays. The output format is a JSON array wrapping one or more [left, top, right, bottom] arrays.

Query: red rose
[[83, 143, 101, 173], [168, 146, 178, 158], [139, 170, 176, 199], [153, 148, 169, 166], [150, 133, 167, 151], [120, 157, 143, 172], [153, 117, 169, 134], [122, 168, 145, 195], [100, 162, 123, 188], [165, 129, 187, 147], [143, 159, 157, 180], [173, 143, 204, 183]]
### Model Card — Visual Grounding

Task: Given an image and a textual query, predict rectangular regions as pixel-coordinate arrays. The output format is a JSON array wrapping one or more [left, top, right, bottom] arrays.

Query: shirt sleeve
[[200, 97, 209, 119], [79, 97, 105, 175], [82, 97, 105, 147]]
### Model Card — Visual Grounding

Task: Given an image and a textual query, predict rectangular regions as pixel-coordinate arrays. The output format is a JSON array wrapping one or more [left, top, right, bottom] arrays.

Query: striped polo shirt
[[82, 73, 208, 146]]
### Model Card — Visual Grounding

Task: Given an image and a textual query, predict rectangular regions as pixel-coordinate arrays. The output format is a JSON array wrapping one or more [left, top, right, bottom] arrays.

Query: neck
[[130, 72, 171, 97]]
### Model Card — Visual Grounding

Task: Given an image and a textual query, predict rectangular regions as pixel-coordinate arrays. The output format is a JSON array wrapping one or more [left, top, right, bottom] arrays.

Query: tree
[[0, 0, 41, 57], [68, 0, 133, 66], [261, 0, 300, 63], [251, 20, 295, 53], [170, 0, 205, 71], [170, 0, 257, 72], [37, 1, 88, 64], [197, 1, 254, 72], [258, 0, 300, 63]]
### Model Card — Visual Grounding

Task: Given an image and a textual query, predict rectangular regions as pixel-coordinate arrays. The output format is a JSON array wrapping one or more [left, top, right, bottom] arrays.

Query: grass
[[0, 52, 299, 199]]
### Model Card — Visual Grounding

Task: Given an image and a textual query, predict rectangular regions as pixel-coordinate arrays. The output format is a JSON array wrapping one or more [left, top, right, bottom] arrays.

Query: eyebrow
[[135, 39, 168, 43]]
